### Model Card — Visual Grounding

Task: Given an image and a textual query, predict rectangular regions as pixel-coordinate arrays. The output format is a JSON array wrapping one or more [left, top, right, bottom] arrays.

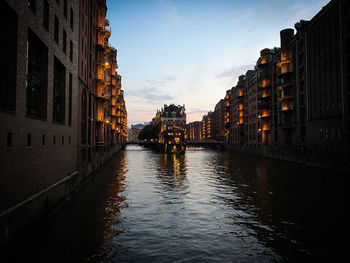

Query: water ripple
[[87, 145, 350, 262]]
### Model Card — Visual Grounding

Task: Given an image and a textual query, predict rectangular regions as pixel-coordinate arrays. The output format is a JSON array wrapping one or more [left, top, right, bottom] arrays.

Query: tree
[[138, 123, 160, 140]]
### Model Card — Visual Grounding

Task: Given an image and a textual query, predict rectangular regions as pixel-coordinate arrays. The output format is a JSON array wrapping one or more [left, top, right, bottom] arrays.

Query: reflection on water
[[7, 145, 349, 262], [91, 145, 350, 262]]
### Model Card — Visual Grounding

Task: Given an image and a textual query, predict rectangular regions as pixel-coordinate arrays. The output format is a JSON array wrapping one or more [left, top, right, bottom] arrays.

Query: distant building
[[213, 99, 225, 141], [202, 112, 213, 140], [186, 121, 202, 142], [245, 70, 258, 149], [131, 123, 148, 129], [128, 128, 142, 142], [224, 90, 231, 143], [231, 75, 246, 146], [154, 104, 186, 145]]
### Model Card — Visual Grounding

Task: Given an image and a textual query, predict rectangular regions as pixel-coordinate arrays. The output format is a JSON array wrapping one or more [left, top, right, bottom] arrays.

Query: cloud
[[216, 64, 255, 80], [159, 0, 182, 26], [288, 1, 330, 23], [187, 109, 209, 115], [145, 76, 175, 86], [128, 87, 174, 102], [231, 7, 256, 21]]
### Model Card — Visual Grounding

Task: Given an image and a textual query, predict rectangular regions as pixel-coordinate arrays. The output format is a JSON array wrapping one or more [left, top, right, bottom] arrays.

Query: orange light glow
[[262, 109, 269, 117], [262, 123, 269, 131], [261, 79, 269, 87]]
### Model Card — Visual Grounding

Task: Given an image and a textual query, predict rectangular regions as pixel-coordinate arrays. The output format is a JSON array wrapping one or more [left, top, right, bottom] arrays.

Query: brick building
[[213, 99, 225, 141], [0, 0, 79, 212], [0, 0, 80, 247], [224, 90, 231, 143], [186, 121, 202, 142], [78, 0, 127, 178], [0, 0, 127, 248], [201, 112, 213, 140], [221, 0, 349, 170], [294, 0, 349, 166], [245, 70, 258, 150], [256, 48, 279, 152], [128, 128, 142, 142], [154, 104, 186, 145], [231, 75, 246, 146]]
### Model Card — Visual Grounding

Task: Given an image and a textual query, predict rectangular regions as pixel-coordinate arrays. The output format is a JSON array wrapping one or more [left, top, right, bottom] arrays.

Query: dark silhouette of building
[[0, 0, 80, 247]]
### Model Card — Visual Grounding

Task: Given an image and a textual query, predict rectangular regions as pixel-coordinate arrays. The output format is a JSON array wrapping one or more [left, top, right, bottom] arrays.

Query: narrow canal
[[7, 145, 350, 262]]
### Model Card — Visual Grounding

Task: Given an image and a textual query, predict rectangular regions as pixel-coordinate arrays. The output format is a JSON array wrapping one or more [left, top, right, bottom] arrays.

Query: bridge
[[126, 140, 225, 149], [186, 140, 225, 149]]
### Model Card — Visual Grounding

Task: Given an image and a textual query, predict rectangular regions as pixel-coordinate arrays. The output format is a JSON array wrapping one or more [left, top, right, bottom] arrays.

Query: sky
[[106, 0, 330, 126]]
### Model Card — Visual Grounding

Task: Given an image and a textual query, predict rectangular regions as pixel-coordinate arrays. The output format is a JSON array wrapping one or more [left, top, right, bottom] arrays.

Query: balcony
[[277, 83, 292, 90], [96, 114, 105, 123], [277, 70, 293, 77], [95, 87, 108, 101], [279, 101, 294, 112], [258, 100, 270, 110], [278, 95, 294, 102], [97, 61, 111, 70], [276, 59, 292, 67], [237, 118, 244, 125], [258, 60, 268, 68], [259, 78, 271, 88], [96, 73, 105, 83], [258, 92, 270, 100]]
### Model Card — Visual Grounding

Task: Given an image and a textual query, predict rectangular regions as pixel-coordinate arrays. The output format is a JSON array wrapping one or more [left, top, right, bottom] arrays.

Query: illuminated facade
[[201, 112, 214, 140], [221, 0, 349, 169], [128, 128, 142, 142], [231, 75, 246, 146], [78, 0, 127, 178], [1, 0, 127, 248], [213, 99, 225, 141], [155, 104, 186, 145], [224, 90, 231, 143], [257, 49, 278, 149], [187, 121, 202, 142], [276, 29, 296, 147]]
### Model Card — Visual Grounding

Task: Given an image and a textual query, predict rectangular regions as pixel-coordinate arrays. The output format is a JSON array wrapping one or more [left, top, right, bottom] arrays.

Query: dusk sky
[[107, 0, 329, 126]]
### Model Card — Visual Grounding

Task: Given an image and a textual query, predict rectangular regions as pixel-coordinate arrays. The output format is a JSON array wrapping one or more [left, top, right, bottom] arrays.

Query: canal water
[[6, 145, 350, 262]]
